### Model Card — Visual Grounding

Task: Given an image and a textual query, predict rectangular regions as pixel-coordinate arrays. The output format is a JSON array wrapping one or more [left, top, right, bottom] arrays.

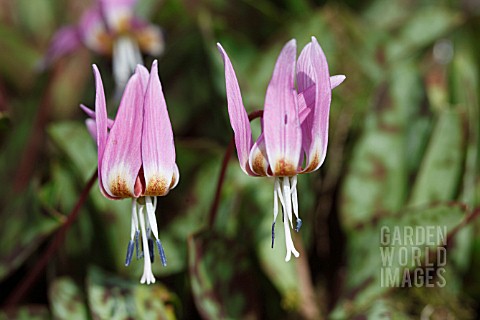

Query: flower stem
[[208, 110, 263, 228], [4, 170, 98, 307]]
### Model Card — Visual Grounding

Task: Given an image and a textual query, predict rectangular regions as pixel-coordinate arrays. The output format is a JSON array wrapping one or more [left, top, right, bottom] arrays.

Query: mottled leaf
[[188, 230, 260, 319], [0, 305, 50, 320], [87, 266, 176, 320], [408, 108, 465, 207], [49, 277, 89, 320], [332, 203, 471, 318]]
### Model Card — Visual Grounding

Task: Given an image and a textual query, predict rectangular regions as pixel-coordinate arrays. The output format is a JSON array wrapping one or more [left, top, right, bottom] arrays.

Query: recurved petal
[[170, 163, 180, 190], [80, 104, 114, 128], [217, 43, 254, 176], [248, 133, 270, 176], [85, 119, 97, 141], [297, 37, 331, 173], [263, 39, 301, 177], [133, 22, 165, 56], [92, 66, 118, 200], [141, 60, 176, 196], [330, 75, 346, 89], [101, 71, 144, 198], [98, 0, 136, 32], [42, 26, 81, 68], [79, 7, 111, 54]]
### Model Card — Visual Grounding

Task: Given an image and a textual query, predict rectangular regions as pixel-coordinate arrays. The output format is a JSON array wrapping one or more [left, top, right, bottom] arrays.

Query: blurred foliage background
[[1, 0, 480, 319]]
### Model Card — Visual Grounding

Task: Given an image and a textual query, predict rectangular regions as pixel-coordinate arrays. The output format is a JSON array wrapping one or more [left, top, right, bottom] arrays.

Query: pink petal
[[92, 65, 118, 199], [263, 39, 301, 177], [80, 104, 114, 128], [42, 26, 81, 67], [98, 0, 136, 31], [330, 75, 346, 89], [297, 84, 314, 124], [297, 37, 331, 173], [101, 70, 144, 198], [98, 0, 137, 8], [141, 60, 176, 196], [217, 43, 255, 176], [79, 7, 110, 54], [135, 64, 150, 90], [85, 118, 97, 141]]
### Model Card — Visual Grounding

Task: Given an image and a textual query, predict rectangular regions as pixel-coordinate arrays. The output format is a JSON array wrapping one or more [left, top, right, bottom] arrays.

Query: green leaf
[[49, 277, 89, 320], [408, 109, 464, 206], [0, 186, 61, 281], [47, 121, 97, 182], [0, 305, 50, 320], [0, 25, 41, 90], [385, 6, 462, 61], [332, 203, 470, 318], [188, 230, 260, 319], [87, 266, 176, 320]]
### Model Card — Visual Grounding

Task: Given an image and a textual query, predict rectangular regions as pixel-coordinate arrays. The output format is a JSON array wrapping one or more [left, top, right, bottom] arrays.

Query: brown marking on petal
[[169, 174, 177, 189], [274, 159, 297, 177], [110, 176, 134, 198], [145, 175, 170, 196], [251, 152, 268, 176], [303, 152, 320, 173]]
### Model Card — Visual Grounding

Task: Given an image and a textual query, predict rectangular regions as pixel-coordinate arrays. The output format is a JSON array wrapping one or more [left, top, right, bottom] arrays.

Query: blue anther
[[296, 218, 303, 232], [124, 240, 134, 267], [156, 239, 167, 267], [271, 222, 276, 249], [135, 231, 143, 260], [148, 238, 155, 263]]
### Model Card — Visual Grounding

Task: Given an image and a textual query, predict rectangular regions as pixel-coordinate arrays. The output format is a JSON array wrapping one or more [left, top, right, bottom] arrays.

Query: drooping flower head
[[45, 0, 164, 88], [218, 37, 345, 261], [81, 60, 179, 284]]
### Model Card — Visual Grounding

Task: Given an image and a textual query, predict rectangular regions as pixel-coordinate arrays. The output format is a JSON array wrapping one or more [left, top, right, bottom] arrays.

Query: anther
[[156, 239, 167, 267], [271, 222, 276, 248], [124, 240, 134, 266], [296, 218, 302, 232]]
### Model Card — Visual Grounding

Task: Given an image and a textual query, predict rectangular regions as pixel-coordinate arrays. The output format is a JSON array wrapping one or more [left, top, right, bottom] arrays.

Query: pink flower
[[82, 60, 179, 284], [45, 0, 164, 88], [218, 37, 345, 261]]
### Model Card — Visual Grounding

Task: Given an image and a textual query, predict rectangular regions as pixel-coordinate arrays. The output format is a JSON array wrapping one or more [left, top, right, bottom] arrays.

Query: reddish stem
[[4, 170, 98, 307], [208, 110, 263, 228]]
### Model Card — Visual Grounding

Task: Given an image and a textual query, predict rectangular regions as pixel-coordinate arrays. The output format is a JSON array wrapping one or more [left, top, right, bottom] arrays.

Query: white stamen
[[273, 178, 280, 222], [291, 176, 299, 220], [112, 36, 143, 91], [138, 205, 155, 284], [276, 177, 286, 209], [146, 196, 160, 240], [273, 176, 300, 261], [130, 199, 139, 240], [279, 193, 300, 262], [282, 177, 293, 229]]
